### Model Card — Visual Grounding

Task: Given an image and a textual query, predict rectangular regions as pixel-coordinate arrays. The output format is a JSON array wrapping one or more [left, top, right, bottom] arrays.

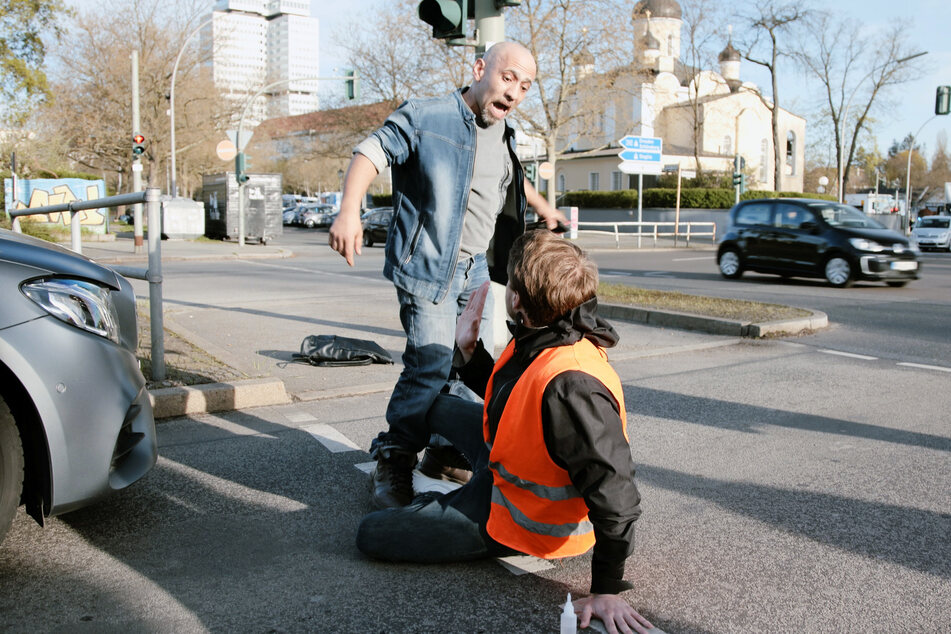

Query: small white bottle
[[560, 592, 576, 634]]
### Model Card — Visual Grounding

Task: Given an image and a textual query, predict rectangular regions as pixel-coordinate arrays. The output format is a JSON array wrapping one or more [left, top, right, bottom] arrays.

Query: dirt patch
[[136, 303, 247, 390]]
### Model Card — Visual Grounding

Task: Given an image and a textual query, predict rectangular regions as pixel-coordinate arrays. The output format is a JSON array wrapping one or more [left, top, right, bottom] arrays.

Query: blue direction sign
[[619, 149, 662, 162], [619, 135, 662, 150]]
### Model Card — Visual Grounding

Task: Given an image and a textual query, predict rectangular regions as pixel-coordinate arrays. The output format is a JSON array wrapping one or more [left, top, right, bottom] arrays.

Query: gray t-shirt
[[353, 121, 512, 260]]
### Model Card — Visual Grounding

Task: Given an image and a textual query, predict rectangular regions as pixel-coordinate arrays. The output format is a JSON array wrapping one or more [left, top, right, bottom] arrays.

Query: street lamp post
[[169, 18, 212, 198], [904, 115, 937, 232], [836, 51, 927, 203]]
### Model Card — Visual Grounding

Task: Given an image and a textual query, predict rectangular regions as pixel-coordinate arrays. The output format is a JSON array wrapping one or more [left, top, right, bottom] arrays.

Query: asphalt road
[[1, 228, 948, 632]]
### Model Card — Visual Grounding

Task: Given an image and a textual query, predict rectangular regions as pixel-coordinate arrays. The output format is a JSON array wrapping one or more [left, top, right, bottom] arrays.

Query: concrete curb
[[149, 377, 288, 419], [599, 303, 829, 338]]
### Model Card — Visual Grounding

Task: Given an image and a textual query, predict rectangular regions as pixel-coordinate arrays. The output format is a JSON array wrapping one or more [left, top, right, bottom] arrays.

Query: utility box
[[201, 172, 283, 243], [161, 197, 205, 239]]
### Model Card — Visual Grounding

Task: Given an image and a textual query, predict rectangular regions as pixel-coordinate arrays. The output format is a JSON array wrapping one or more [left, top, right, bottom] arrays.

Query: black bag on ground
[[293, 335, 394, 367]]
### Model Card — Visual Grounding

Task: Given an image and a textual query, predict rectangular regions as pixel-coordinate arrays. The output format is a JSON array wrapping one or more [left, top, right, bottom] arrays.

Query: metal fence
[[574, 220, 717, 248], [10, 188, 166, 380]]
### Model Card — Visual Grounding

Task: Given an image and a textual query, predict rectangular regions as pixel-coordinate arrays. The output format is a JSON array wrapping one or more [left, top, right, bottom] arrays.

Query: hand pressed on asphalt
[[455, 281, 490, 364], [574, 594, 654, 634]]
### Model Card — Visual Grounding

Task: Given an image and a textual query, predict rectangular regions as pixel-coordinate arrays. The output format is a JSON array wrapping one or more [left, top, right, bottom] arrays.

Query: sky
[[62, 0, 950, 160]]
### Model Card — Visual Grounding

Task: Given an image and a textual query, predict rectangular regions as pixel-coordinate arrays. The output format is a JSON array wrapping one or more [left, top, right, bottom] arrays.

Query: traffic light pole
[[131, 49, 144, 253], [473, 0, 504, 54]]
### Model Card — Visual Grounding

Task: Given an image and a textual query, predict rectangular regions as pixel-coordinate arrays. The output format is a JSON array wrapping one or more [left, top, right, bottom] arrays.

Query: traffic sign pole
[[617, 135, 663, 247]]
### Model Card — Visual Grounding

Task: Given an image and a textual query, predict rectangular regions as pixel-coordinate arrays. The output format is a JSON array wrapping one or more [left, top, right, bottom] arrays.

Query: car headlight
[[849, 238, 885, 252], [22, 278, 121, 344]]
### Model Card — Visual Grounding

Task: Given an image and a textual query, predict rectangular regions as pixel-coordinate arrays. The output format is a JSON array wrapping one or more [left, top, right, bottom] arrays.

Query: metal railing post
[[70, 211, 82, 254], [145, 188, 165, 381]]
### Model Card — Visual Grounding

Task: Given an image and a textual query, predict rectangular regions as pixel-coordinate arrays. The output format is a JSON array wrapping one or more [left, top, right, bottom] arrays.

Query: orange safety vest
[[483, 337, 628, 559]]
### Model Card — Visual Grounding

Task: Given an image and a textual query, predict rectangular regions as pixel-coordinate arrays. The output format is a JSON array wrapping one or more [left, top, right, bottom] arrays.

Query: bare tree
[[796, 13, 926, 196], [507, 0, 630, 206], [336, 0, 471, 103], [736, 0, 810, 191], [33, 0, 232, 197]]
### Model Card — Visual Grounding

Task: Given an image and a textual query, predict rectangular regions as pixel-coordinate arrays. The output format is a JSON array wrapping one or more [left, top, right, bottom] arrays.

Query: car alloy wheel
[[718, 249, 743, 279], [0, 398, 24, 545], [824, 256, 853, 288], [363, 234, 373, 247]]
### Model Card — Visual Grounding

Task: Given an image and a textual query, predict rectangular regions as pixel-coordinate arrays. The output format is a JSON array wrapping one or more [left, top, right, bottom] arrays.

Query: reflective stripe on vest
[[483, 337, 626, 559]]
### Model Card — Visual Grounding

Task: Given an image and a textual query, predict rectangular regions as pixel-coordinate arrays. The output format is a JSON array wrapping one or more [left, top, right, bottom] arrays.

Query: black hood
[[509, 297, 618, 362]]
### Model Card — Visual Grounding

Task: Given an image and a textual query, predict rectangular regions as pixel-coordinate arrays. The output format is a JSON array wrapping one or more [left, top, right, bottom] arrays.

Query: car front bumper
[[858, 255, 920, 280], [1, 315, 157, 516]]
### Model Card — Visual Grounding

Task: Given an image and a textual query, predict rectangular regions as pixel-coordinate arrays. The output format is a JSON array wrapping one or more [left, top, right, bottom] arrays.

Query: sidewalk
[[78, 235, 826, 418]]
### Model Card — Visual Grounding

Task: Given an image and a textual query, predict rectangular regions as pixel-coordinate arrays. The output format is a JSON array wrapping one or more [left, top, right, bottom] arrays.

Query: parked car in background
[[361, 207, 393, 247], [283, 209, 298, 226], [295, 203, 336, 228], [911, 215, 951, 251], [0, 229, 157, 545], [717, 198, 920, 288]]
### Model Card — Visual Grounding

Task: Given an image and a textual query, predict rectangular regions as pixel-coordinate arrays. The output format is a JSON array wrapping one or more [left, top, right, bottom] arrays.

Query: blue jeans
[[376, 254, 492, 453], [357, 394, 516, 561]]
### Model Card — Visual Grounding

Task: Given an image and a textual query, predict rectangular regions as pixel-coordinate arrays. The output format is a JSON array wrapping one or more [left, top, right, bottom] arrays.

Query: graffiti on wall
[[3, 178, 108, 232]]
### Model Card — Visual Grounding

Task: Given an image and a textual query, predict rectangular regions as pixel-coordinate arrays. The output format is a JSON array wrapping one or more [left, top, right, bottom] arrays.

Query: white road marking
[[818, 349, 878, 361], [898, 362, 951, 373], [304, 423, 361, 452], [496, 554, 554, 575], [672, 256, 712, 262], [354, 461, 375, 474], [285, 411, 317, 424]]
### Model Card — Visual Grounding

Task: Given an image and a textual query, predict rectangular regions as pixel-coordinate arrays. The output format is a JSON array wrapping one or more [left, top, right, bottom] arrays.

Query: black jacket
[[456, 297, 642, 594]]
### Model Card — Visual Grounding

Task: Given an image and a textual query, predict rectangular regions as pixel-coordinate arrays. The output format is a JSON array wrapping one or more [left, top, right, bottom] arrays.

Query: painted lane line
[[496, 554, 554, 575], [284, 411, 317, 424], [354, 461, 375, 474], [304, 423, 361, 453], [672, 256, 712, 262], [818, 349, 878, 361], [897, 362, 951, 373]]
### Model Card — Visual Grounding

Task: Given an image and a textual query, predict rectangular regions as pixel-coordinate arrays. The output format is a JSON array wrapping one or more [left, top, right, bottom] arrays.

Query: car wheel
[[886, 280, 908, 287], [305, 220, 316, 228], [824, 256, 854, 288], [363, 234, 373, 247], [0, 398, 24, 545], [718, 249, 743, 279]]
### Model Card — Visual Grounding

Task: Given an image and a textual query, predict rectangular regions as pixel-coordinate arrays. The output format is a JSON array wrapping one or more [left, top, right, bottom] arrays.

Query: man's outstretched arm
[[328, 153, 379, 266]]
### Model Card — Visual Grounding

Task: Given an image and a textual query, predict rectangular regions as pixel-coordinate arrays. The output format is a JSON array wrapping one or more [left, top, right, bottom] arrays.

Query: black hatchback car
[[717, 198, 920, 287], [361, 207, 393, 247]]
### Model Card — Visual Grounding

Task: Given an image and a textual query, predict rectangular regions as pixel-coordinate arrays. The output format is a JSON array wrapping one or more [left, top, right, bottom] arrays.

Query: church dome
[[633, 0, 682, 20], [718, 41, 741, 62]]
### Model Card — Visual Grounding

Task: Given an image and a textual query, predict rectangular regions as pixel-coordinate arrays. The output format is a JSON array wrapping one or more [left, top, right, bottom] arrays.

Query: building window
[[558, 173, 566, 194], [723, 135, 732, 155], [612, 171, 623, 191], [667, 34, 674, 56], [785, 131, 796, 175], [589, 172, 600, 191]]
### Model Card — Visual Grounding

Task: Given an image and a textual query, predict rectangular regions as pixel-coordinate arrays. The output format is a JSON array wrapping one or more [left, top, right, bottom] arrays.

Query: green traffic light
[[418, 0, 466, 39]]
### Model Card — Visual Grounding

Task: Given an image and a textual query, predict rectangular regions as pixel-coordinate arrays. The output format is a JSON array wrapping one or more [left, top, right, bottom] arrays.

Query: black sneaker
[[418, 445, 472, 484], [369, 449, 417, 509]]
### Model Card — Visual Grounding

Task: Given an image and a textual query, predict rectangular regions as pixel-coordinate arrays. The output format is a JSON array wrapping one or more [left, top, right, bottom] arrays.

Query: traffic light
[[344, 69, 359, 101], [740, 174, 747, 194], [937, 86, 951, 116], [524, 162, 537, 183], [132, 134, 145, 156], [418, 0, 467, 39], [235, 152, 249, 184], [732, 172, 742, 186], [494, 0, 521, 6]]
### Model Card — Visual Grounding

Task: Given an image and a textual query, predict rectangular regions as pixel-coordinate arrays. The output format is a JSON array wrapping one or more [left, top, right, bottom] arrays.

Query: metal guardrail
[[10, 188, 166, 380], [574, 220, 717, 248]]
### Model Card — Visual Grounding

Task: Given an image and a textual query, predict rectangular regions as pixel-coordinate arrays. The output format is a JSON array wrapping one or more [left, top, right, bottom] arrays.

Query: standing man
[[329, 42, 565, 509]]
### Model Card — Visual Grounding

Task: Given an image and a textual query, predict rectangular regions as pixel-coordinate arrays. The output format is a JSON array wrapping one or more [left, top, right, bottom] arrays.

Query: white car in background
[[912, 215, 951, 251]]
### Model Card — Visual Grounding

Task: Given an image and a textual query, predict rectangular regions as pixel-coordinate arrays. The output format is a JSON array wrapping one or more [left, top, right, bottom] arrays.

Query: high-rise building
[[202, 0, 319, 124]]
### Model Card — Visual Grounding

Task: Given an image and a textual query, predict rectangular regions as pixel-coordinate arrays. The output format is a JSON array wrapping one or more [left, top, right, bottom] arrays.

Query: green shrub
[[371, 193, 393, 206]]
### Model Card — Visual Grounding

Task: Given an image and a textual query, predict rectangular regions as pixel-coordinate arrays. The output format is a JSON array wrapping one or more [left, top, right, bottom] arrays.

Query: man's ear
[[472, 57, 486, 82]]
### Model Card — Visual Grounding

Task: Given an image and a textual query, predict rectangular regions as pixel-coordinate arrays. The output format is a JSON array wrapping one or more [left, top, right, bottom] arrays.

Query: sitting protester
[[357, 230, 652, 633]]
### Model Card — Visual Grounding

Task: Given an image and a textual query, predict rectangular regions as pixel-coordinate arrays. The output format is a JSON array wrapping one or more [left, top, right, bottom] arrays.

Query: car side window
[[775, 203, 812, 229], [734, 203, 772, 226]]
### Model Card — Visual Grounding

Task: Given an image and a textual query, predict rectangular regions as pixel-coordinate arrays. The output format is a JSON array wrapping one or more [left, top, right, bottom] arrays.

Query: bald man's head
[[464, 42, 536, 127]]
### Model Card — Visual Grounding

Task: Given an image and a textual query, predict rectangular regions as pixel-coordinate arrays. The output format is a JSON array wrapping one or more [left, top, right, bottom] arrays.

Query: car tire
[[0, 398, 24, 545], [718, 249, 743, 279], [824, 256, 854, 288], [305, 220, 316, 228], [363, 234, 373, 247]]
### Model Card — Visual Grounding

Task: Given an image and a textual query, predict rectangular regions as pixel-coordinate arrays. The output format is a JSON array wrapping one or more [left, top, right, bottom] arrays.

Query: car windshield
[[810, 203, 885, 229], [917, 217, 950, 228]]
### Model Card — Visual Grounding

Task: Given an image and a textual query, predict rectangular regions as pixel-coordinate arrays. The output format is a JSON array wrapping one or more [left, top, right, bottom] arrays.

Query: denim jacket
[[369, 89, 527, 304]]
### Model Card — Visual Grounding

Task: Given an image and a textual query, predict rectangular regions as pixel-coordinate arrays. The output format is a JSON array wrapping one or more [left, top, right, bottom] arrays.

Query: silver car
[[912, 215, 951, 251], [0, 229, 157, 544]]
